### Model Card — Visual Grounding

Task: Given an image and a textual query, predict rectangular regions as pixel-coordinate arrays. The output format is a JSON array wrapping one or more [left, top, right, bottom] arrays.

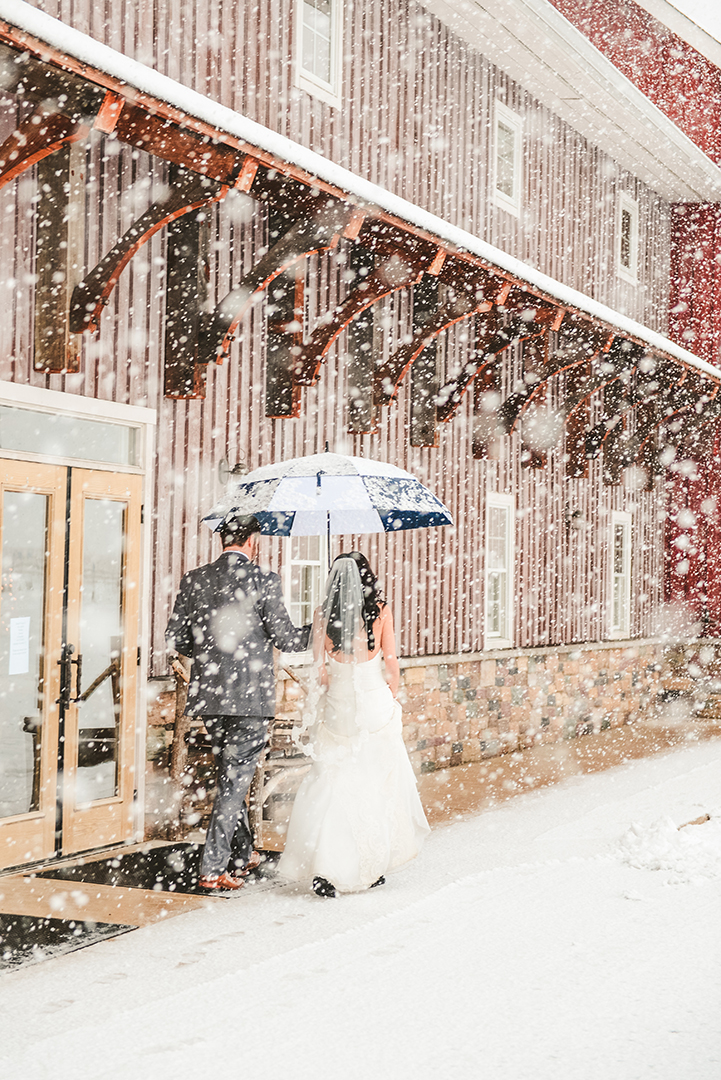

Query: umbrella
[[203, 452, 452, 541]]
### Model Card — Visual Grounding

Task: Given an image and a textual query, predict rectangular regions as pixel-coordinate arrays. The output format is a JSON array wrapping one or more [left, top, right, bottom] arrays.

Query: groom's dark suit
[[166, 550, 310, 878]]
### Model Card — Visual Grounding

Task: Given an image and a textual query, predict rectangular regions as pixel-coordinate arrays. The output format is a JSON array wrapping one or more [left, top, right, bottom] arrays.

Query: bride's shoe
[[312, 876, 337, 898], [370, 875, 385, 888]]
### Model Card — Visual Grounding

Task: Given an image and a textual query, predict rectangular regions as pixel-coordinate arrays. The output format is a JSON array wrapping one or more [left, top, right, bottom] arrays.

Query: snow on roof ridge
[[3, 0, 721, 383]]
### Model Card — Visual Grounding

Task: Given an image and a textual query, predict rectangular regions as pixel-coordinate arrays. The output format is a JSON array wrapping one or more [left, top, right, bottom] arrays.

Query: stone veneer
[[274, 639, 668, 775]]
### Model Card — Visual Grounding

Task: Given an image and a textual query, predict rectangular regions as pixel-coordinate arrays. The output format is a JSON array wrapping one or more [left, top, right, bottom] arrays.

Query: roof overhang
[[419, 0, 721, 203], [634, 0, 721, 67], [2, 0, 721, 388]]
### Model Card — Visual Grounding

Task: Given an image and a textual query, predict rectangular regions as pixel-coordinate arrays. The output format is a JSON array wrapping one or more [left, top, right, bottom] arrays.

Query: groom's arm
[[258, 571, 312, 652]]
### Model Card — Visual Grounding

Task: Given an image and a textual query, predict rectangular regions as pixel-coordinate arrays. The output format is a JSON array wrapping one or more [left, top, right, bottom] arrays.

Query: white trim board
[[0, 381, 157, 427]]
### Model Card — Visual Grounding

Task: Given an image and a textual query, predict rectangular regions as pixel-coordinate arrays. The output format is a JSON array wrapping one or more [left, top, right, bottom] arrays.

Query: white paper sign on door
[[8, 616, 31, 675]]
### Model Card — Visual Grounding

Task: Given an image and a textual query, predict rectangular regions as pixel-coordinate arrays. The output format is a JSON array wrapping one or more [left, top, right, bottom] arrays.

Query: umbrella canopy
[[203, 452, 452, 536]]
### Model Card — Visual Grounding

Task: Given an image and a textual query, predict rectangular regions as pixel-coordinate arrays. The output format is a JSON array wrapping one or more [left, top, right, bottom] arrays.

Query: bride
[[278, 552, 430, 896]]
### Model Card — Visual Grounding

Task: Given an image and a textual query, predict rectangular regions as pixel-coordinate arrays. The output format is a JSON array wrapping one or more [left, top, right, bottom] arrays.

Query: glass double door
[[0, 460, 142, 869]]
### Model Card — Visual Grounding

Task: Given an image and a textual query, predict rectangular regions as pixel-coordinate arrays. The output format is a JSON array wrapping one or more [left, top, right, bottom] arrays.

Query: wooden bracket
[[427, 248, 446, 276], [235, 156, 259, 192], [436, 311, 545, 423], [198, 199, 351, 365], [498, 322, 605, 435], [343, 210, 366, 241], [70, 167, 229, 334], [0, 45, 107, 189], [497, 288, 564, 329], [94, 91, 125, 134], [374, 287, 492, 406], [621, 372, 716, 465], [292, 254, 426, 387], [0, 106, 90, 190], [113, 103, 244, 183], [561, 337, 645, 423]]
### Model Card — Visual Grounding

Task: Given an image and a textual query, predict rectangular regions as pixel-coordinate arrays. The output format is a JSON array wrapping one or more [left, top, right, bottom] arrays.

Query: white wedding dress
[[278, 651, 430, 893]]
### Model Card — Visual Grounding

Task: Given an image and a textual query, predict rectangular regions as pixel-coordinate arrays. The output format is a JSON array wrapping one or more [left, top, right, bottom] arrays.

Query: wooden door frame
[[61, 468, 143, 855], [0, 381, 155, 869], [0, 461, 66, 868]]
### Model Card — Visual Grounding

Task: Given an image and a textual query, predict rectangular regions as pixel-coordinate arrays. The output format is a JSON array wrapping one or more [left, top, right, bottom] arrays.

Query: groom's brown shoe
[[199, 872, 244, 891]]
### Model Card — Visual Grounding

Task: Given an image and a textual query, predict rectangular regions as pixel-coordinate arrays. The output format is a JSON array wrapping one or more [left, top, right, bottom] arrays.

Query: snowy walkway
[[1, 738, 720, 1080]]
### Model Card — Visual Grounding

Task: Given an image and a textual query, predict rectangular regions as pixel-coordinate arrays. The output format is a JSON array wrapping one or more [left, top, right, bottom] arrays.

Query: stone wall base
[[145, 638, 721, 843], [388, 640, 667, 775]]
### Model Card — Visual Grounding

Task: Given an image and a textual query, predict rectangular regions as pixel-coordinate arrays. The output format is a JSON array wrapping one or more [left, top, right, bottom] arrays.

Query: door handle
[[56, 643, 74, 708], [71, 652, 82, 703], [56, 645, 83, 706]]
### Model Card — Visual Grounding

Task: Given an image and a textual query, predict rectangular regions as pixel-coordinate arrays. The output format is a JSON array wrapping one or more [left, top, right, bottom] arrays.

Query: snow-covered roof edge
[[3, 0, 721, 383], [635, 0, 721, 67]]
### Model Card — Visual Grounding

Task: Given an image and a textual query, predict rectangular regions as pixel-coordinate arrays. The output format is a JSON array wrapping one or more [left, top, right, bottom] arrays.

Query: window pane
[[496, 121, 516, 199], [0, 491, 48, 818], [486, 504, 510, 639], [75, 498, 125, 805], [0, 405, 137, 466], [614, 523, 625, 575], [612, 521, 629, 634], [620, 208, 632, 269], [487, 571, 504, 637], [288, 536, 323, 631], [487, 506, 508, 569], [302, 0, 332, 84]]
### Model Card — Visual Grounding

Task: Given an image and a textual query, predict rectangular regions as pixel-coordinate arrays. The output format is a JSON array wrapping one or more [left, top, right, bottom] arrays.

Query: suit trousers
[[200, 715, 270, 877]]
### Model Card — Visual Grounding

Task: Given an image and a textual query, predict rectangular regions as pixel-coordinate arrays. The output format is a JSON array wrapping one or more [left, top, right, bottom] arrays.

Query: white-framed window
[[616, 193, 639, 284], [609, 511, 632, 638], [485, 493, 515, 648], [295, 0, 343, 108], [493, 101, 522, 216], [284, 534, 327, 634]]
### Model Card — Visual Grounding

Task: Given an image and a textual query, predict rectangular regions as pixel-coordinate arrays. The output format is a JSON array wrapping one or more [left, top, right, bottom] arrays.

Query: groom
[[166, 514, 311, 890]]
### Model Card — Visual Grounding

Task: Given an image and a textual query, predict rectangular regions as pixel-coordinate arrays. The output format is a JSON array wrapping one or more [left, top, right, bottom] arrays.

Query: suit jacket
[[165, 552, 311, 717]]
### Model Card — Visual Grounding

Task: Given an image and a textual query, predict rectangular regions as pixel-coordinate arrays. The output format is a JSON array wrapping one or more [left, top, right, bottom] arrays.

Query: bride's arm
[[312, 606, 329, 689], [380, 605, 400, 697]]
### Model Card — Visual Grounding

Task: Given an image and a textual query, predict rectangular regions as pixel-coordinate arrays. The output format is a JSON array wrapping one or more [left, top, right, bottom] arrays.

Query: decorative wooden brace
[[199, 198, 352, 367], [579, 339, 648, 483], [664, 393, 721, 463], [113, 103, 245, 182], [559, 335, 642, 471], [621, 369, 717, 468], [346, 243, 377, 434], [497, 321, 609, 436], [0, 43, 107, 190], [436, 303, 558, 423], [71, 166, 231, 335], [373, 268, 497, 407], [163, 166, 214, 399], [33, 144, 83, 372], [409, 273, 441, 448], [292, 252, 428, 387]]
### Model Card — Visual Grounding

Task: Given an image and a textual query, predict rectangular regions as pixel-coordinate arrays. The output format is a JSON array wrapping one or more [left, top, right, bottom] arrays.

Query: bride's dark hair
[[325, 551, 384, 653]]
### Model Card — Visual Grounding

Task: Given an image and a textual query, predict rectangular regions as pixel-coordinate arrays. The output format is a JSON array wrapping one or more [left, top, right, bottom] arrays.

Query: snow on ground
[[1, 739, 720, 1080]]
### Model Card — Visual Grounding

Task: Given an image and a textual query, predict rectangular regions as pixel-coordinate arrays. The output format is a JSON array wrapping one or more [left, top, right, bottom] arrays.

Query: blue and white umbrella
[[203, 452, 452, 537]]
